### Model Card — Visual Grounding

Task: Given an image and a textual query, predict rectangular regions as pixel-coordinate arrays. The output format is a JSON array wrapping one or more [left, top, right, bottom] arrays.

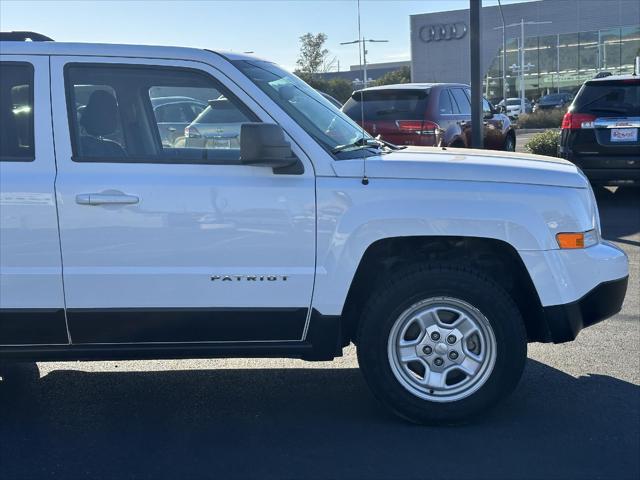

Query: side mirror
[[240, 123, 302, 174]]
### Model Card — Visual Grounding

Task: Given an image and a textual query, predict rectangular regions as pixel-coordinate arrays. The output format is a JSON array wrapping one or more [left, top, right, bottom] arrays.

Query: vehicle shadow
[[595, 186, 640, 245], [1, 359, 638, 480]]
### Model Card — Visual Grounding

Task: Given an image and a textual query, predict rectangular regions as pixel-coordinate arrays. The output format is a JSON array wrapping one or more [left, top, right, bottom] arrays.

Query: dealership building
[[410, 0, 640, 102]]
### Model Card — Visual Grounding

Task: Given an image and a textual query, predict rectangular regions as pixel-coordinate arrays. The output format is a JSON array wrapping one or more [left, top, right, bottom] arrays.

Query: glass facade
[[484, 25, 640, 103]]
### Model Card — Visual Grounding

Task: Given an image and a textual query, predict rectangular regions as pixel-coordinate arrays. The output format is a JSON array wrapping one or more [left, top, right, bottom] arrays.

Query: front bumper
[[542, 275, 628, 343], [519, 241, 629, 343], [581, 167, 640, 184]]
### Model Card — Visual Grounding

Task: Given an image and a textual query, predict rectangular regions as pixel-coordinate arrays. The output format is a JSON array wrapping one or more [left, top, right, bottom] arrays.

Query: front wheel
[[503, 133, 516, 152], [357, 264, 527, 425]]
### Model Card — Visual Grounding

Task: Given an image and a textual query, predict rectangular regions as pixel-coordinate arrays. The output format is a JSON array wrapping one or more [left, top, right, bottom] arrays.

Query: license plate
[[209, 138, 231, 149], [611, 128, 638, 142]]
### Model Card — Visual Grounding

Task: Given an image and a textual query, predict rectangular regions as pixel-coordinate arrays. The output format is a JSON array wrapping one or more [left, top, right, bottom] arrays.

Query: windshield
[[232, 60, 370, 154], [541, 94, 567, 102], [506, 99, 522, 106], [342, 89, 429, 122], [574, 79, 640, 115]]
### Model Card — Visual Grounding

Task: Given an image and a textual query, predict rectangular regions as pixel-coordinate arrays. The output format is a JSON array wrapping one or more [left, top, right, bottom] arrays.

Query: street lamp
[[340, 38, 389, 88], [494, 18, 551, 113]]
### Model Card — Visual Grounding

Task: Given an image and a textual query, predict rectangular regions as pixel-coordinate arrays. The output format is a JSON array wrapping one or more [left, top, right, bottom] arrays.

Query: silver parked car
[[150, 96, 207, 146], [183, 97, 252, 150]]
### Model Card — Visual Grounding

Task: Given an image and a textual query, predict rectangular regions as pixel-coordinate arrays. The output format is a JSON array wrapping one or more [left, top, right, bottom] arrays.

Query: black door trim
[[66, 307, 308, 344], [0, 308, 68, 345], [1, 309, 343, 362]]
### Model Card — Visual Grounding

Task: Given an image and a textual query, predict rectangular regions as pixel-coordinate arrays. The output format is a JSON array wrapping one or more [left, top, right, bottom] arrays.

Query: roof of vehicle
[[354, 82, 469, 94], [0, 40, 263, 63], [586, 74, 639, 83]]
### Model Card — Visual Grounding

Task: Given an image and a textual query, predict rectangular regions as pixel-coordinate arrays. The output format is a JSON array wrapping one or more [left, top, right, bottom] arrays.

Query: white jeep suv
[[0, 33, 629, 424]]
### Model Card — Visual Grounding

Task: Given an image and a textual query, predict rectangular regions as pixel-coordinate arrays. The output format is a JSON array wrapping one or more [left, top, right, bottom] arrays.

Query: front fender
[[312, 177, 595, 316]]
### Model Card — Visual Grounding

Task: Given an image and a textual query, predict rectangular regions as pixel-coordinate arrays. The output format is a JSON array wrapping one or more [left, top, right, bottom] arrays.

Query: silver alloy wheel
[[387, 297, 497, 403]]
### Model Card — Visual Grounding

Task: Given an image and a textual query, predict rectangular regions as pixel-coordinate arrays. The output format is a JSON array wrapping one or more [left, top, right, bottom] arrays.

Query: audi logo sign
[[419, 22, 468, 42]]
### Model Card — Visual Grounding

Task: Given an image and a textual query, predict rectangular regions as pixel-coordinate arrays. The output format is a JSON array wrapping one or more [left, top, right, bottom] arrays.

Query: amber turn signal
[[556, 233, 585, 249]]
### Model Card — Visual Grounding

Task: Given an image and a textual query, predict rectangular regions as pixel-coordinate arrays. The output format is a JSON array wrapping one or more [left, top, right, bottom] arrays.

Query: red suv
[[342, 83, 516, 151]]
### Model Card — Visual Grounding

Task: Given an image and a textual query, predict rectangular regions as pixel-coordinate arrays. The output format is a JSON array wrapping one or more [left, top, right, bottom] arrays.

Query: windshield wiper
[[374, 135, 407, 151], [588, 107, 630, 114], [332, 137, 379, 154], [332, 136, 406, 154]]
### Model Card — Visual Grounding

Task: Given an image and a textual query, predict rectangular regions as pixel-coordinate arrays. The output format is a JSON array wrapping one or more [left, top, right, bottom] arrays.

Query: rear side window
[[65, 64, 256, 164], [0, 62, 34, 161], [438, 89, 454, 114], [450, 88, 471, 115], [343, 89, 429, 122], [573, 80, 640, 116]]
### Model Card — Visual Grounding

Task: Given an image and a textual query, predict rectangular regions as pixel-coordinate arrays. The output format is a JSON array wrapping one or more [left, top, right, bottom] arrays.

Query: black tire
[[357, 263, 527, 425], [503, 133, 516, 152], [0, 362, 39, 392]]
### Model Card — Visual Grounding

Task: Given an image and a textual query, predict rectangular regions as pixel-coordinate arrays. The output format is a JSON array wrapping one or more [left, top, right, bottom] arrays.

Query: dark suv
[[342, 83, 515, 151], [559, 75, 639, 184], [533, 93, 573, 112]]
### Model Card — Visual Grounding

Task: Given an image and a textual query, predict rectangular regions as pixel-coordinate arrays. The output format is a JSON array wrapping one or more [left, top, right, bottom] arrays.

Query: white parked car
[[0, 33, 629, 425], [499, 97, 533, 118]]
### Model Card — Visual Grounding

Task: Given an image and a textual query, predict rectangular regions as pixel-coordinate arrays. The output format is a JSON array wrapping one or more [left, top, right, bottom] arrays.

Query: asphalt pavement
[[1, 187, 638, 480], [515, 131, 538, 152]]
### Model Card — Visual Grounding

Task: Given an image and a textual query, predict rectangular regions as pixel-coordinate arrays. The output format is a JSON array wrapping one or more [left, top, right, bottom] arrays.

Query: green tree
[[296, 33, 336, 74], [296, 74, 354, 104], [372, 66, 411, 87]]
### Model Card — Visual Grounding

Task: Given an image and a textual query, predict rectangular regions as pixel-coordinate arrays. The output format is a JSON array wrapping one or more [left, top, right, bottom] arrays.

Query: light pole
[[494, 18, 551, 113], [497, 0, 507, 104], [340, 38, 389, 88]]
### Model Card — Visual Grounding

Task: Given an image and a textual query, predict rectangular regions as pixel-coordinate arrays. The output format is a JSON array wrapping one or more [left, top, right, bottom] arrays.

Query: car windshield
[[342, 89, 430, 122], [506, 99, 522, 105], [574, 79, 640, 115], [195, 97, 249, 124], [232, 59, 370, 154], [541, 94, 566, 102]]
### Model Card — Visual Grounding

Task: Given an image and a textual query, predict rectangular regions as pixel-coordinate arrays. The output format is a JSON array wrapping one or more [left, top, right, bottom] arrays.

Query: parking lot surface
[[515, 131, 538, 152], [1, 188, 638, 480]]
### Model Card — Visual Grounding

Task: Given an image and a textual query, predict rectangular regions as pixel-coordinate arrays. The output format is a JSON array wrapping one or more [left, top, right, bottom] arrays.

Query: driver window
[[65, 64, 257, 164]]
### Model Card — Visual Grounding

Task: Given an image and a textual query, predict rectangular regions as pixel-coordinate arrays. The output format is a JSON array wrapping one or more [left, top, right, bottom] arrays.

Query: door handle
[[168, 127, 177, 132], [76, 193, 140, 206]]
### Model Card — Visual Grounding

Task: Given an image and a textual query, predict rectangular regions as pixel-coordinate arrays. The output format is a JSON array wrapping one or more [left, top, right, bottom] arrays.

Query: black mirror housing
[[240, 123, 301, 173]]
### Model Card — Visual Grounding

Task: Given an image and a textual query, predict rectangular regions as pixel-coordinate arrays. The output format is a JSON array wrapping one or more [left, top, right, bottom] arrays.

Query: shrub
[[296, 73, 354, 104], [517, 109, 565, 129], [524, 130, 561, 157], [372, 67, 411, 87]]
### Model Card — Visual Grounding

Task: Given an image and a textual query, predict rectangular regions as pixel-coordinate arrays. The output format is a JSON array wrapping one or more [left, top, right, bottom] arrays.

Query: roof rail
[[0, 31, 54, 42]]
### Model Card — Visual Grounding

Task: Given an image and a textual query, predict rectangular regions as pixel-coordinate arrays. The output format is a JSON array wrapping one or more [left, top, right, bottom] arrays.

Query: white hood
[[333, 147, 587, 189]]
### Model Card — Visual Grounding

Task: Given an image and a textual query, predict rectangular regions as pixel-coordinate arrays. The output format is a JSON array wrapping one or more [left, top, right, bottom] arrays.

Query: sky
[[0, 0, 531, 71]]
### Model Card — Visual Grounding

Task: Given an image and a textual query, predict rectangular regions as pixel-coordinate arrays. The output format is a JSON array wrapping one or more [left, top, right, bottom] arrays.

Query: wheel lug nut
[[434, 357, 444, 367], [422, 345, 433, 355], [447, 335, 457, 344], [449, 351, 459, 360], [430, 332, 441, 341]]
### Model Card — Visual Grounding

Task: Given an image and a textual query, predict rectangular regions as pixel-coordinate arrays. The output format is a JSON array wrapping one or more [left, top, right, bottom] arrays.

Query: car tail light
[[396, 120, 439, 135], [184, 125, 202, 138], [561, 112, 596, 130]]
